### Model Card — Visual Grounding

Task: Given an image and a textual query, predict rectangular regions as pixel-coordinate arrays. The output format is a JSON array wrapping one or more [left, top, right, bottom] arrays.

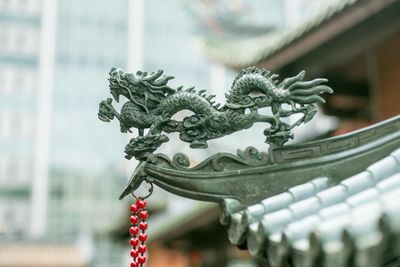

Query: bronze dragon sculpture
[[98, 67, 333, 161]]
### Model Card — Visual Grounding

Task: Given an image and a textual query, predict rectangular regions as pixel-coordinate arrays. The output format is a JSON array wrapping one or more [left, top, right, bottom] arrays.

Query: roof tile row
[[221, 148, 400, 267]]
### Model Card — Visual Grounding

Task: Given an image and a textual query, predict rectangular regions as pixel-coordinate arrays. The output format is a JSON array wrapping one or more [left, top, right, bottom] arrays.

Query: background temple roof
[[197, 0, 389, 69]]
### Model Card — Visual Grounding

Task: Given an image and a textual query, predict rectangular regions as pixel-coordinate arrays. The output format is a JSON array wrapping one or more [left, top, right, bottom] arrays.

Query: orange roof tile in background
[[0, 245, 87, 267]]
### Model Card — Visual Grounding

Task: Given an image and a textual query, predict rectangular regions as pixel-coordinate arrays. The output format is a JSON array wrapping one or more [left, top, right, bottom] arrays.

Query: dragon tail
[[282, 72, 333, 104]]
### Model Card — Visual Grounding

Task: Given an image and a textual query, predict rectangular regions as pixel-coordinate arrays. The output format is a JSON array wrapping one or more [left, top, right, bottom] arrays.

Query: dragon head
[[108, 68, 176, 110]]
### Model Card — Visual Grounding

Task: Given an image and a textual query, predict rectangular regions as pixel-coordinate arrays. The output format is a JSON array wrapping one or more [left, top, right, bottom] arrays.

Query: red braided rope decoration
[[129, 198, 149, 267]]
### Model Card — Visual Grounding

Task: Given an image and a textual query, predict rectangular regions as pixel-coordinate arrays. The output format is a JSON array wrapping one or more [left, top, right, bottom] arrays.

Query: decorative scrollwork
[[172, 153, 190, 168], [144, 146, 269, 173]]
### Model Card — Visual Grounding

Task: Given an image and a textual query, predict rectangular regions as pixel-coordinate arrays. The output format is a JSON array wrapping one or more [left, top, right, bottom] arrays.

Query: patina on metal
[[98, 66, 333, 202], [118, 116, 400, 206], [98, 67, 332, 160]]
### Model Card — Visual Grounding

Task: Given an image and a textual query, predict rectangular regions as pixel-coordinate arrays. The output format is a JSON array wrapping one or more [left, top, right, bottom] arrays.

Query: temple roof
[[120, 109, 400, 265], [221, 148, 400, 267], [197, 0, 363, 68]]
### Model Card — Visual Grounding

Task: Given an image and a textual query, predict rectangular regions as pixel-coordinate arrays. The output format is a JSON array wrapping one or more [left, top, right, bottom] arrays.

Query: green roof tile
[[226, 147, 400, 265], [377, 173, 400, 192], [340, 172, 373, 195], [367, 156, 399, 182], [316, 185, 348, 206], [345, 188, 380, 207]]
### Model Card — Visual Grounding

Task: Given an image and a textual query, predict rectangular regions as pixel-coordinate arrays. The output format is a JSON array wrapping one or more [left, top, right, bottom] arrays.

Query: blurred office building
[[0, 0, 42, 239], [0, 0, 130, 266]]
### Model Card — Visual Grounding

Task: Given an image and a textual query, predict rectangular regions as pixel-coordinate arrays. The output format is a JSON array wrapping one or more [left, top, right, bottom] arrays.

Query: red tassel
[[130, 198, 149, 267]]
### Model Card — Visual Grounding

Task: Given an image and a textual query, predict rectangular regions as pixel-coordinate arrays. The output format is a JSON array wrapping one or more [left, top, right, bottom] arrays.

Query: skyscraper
[[0, 0, 131, 265], [0, 0, 46, 239]]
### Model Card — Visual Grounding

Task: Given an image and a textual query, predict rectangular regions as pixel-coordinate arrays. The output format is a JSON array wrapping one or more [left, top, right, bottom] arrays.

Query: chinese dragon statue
[[98, 66, 333, 161]]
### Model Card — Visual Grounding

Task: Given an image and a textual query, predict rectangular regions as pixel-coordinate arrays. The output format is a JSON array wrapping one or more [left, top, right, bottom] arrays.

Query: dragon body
[[98, 67, 333, 160]]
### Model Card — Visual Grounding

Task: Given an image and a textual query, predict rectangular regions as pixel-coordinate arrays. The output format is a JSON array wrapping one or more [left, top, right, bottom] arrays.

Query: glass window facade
[[0, 0, 40, 237]]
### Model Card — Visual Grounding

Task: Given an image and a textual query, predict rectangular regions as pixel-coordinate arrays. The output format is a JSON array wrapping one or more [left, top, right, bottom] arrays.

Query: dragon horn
[[153, 75, 175, 86], [142, 69, 164, 81], [279, 70, 305, 88]]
